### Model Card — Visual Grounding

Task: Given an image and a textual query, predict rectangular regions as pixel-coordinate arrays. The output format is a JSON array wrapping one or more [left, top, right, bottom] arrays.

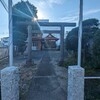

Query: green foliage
[[13, 1, 37, 19], [83, 18, 99, 27], [65, 18, 100, 68], [66, 27, 78, 52], [66, 18, 99, 50], [93, 29, 100, 68], [59, 51, 77, 67], [63, 57, 77, 67]]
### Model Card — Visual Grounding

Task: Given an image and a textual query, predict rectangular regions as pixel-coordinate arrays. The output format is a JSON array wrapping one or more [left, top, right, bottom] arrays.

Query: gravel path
[[26, 51, 67, 100]]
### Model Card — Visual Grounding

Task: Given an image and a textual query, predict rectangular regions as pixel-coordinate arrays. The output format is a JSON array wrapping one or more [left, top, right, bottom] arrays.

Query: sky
[[0, 0, 100, 39]]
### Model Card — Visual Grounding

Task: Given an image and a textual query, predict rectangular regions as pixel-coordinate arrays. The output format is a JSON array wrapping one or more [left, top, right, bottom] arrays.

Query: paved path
[[27, 52, 67, 100]]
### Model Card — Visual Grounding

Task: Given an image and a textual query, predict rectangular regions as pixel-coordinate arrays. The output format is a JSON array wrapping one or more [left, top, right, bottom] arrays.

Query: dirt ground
[[0, 50, 68, 100]]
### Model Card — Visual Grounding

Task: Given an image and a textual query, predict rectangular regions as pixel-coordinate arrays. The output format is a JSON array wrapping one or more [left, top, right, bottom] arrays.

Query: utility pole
[[78, 0, 83, 67], [8, 0, 13, 66]]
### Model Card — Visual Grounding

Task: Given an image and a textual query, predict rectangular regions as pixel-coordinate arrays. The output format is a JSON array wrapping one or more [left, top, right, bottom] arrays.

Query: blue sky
[[0, 0, 100, 39]]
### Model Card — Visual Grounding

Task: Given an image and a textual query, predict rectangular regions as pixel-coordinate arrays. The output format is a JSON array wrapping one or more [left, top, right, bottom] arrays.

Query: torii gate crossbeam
[[38, 22, 76, 27], [32, 30, 61, 34], [16, 21, 76, 27], [43, 30, 61, 34]]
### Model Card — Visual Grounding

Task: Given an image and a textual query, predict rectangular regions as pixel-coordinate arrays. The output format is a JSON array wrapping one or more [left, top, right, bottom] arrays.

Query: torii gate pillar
[[16, 21, 76, 64], [60, 26, 64, 64], [26, 25, 32, 64]]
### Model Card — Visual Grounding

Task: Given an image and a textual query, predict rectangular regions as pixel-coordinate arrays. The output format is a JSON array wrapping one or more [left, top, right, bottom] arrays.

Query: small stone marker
[[1, 66, 19, 100]]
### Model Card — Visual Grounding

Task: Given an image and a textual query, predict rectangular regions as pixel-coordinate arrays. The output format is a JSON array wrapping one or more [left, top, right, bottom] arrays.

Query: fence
[[68, 66, 100, 100], [85, 77, 100, 79], [0, 47, 9, 61]]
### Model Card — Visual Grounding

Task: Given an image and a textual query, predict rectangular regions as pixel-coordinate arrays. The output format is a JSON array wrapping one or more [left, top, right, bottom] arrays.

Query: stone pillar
[[68, 66, 84, 100], [60, 26, 64, 64], [1, 66, 19, 100], [27, 25, 32, 64]]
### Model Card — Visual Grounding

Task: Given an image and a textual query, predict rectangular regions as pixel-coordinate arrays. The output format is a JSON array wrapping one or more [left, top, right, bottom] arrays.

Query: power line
[[0, 0, 8, 12]]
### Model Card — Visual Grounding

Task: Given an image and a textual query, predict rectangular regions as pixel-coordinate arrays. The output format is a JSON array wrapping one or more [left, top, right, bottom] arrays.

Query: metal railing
[[85, 77, 100, 79]]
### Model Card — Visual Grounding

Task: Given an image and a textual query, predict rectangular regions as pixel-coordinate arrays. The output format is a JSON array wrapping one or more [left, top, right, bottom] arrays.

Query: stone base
[[1, 66, 19, 100], [67, 66, 84, 100]]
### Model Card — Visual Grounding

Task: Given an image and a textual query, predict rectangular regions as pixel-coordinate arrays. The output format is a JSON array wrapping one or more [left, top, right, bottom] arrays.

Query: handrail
[[84, 77, 100, 79]]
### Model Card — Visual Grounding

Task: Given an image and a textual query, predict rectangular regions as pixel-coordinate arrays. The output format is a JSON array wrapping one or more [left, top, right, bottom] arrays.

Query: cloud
[[60, 12, 79, 22], [47, 0, 65, 5], [45, 0, 65, 8], [60, 16, 78, 22], [29, 0, 65, 19], [14, 0, 66, 19], [84, 9, 100, 16], [30, 0, 65, 9], [60, 8, 100, 22], [37, 10, 49, 19]]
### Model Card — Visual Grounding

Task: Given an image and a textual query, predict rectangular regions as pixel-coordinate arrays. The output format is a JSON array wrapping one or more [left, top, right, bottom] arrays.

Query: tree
[[93, 29, 100, 68], [83, 18, 99, 28], [66, 27, 78, 51], [66, 18, 99, 66], [12, 1, 37, 53]]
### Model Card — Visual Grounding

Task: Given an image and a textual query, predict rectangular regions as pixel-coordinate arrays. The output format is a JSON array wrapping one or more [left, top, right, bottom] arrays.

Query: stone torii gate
[[17, 21, 76, 63], [37, 22, 76, 63]]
